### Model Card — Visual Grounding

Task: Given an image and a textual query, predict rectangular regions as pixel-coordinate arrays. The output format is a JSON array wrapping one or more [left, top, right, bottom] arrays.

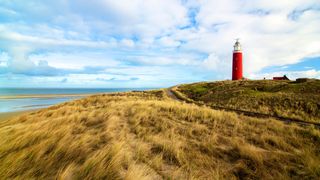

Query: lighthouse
[[232, 39, 243, 80]]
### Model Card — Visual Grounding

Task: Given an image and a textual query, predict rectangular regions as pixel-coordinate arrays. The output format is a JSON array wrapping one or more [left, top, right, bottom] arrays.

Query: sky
[[0, 0, 319, 88]]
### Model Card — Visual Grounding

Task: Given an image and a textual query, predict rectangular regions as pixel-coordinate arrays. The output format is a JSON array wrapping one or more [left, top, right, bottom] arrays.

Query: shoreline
[[0, 93, 95, 115], [0, 93, 94, 99], [0, 91, 139, 115]]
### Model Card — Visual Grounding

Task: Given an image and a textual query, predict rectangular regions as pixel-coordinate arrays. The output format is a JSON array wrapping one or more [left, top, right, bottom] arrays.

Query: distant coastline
[[0, 88, 154, 114], [0, 93, 90, 99]]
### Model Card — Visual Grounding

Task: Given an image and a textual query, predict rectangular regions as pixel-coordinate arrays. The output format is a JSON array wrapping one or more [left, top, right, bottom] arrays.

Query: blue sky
[[0, 0, 319, 88]]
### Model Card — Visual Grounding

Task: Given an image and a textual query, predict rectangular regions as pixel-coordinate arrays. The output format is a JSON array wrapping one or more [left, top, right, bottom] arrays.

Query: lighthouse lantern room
[[232, 39, 243, 80]]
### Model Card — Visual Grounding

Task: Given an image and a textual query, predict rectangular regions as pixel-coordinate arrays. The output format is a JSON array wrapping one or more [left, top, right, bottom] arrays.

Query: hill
[[0, 90, 319, 179], [174, 79, 320, 123]]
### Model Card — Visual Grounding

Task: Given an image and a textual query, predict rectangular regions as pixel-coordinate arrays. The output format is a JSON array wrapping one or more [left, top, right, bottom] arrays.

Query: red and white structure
[[232, 39, 243, 80]]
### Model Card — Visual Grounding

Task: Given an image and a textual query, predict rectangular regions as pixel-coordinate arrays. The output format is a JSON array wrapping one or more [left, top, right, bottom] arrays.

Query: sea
[[0, 88, 152, 113]]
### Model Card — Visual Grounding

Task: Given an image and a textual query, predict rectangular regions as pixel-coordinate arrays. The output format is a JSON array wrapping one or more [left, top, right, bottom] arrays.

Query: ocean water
[[0, 88, 151, 113]]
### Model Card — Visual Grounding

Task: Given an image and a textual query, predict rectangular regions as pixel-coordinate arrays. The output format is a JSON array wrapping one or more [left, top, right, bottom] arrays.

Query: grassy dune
[[175, 79, 320, 123], [0, 90, 319, 179]]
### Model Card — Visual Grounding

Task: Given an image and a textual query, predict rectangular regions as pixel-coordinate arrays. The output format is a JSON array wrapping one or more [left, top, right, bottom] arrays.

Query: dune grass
[[176, 79, 320, 123], [0, 110, 34, 121], [0, 90, 319, 179]]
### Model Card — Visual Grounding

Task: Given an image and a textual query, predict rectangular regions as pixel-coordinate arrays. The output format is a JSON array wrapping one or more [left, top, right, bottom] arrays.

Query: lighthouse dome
[[233, 39, 242, 52]]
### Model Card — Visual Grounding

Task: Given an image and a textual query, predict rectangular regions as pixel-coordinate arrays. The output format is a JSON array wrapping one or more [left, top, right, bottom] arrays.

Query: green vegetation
[[0, 90, 319, 179], [176, 79, 320, 123]]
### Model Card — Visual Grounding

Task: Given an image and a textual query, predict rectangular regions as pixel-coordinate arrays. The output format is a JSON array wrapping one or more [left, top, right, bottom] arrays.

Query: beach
[[0, 88, 152, 115], [0, 94, 92, 121], [0, 93, 91, 99], [0, 94, 87, 114], [0, 94, 85, 121]]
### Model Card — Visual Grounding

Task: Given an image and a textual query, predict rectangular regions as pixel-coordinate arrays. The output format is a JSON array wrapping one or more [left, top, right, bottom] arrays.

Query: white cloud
[[120, 39, 135, 48], [157, 36, 181, 47], [126, 55, 200, 66], [0, 6, 17, 16], [68, 0, 189, 39], [202, 53, 230, 71], [0, 28, 111, 48], [29, 52, 122, 69], [0, 52, 9, 67], [177, 0, 320, 75]]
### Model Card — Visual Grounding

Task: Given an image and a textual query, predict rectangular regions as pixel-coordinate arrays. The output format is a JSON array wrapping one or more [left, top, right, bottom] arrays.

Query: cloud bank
[[0, 0, 319, 87]]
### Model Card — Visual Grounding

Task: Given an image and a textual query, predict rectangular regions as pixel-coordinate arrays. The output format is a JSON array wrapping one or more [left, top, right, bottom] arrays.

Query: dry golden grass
[[0, 110, 34, 121], [0, 90, 319, 179]]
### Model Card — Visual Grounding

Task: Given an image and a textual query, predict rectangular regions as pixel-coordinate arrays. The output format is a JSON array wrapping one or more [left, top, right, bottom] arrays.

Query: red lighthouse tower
[[232, 39, 243, 80]]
